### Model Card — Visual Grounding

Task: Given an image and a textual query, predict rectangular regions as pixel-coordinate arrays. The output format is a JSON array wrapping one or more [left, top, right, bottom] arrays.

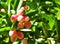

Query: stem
[[8, 4, 10, 15], [54, 18, 58, 41], [13, 0, 17, 10], [17, 0, 23, 12], [7, 0, 11, 16], [42, 23, 49, 38], [35, 41, 38, 44], [47, 40, 51, 44], [11, 23, 15, 30]]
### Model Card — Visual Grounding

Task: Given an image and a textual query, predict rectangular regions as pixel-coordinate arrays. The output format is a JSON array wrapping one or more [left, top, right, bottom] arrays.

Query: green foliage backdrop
[[0, 0, 60, 44]]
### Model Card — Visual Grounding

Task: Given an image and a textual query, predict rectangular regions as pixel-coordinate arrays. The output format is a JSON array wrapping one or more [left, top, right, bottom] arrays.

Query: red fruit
[[17, 15, 25, 23], [11, 36, 17, 42], [24, 22, 32, 28], [24, 5, 28, 10], [17, 32, 24, 39], [10, 15, 17, 22], [21, 38, 27, 44], [9, 30, 17, 37], [18, 23, 24, 28], [24, 16, 30, 21], [12, 30, 17, 37], [17, 9, 24, 16]]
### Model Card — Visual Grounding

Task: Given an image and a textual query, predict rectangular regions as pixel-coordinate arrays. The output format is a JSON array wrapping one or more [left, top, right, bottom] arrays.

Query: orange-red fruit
[[21, 38, 27, 44], [24, 16, 30, 21], [17, 9, 24, 16], [11, 36, 17, 42], [24, 5, 28, 10], [17, 15, 25, 23], [9, 30, 17, 37], [17, 32, 24, 39], [12, 30, 17, 37], [18, 23, 24, 28], [24, 22, 32, 28], [10, 15, 17, 22]]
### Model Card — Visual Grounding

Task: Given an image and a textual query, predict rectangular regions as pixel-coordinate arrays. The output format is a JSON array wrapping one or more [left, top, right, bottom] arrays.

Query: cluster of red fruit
[[9, 5, 32, 42], [9, 29, 24, 42], [10, 5, 32, 29]]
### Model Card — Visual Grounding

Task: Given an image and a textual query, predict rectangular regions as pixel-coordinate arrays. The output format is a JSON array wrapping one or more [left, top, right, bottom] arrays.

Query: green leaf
[[0, 18, 2, 24], [0, 27, 10, 32], [54, 0, 60, 5], [3, 37, 9, 43], [32, 26, 36, 32], [42, 14, 55, 30], [56, 10, 60, 18], [34, 22, 38, 26], [28, 39, 35, 44], [26, 9, 36, 15], [38, 22, 43, 27]]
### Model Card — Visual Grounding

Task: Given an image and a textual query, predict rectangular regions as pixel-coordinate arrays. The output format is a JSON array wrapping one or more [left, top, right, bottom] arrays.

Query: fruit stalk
[[17, 0, 23, 12]]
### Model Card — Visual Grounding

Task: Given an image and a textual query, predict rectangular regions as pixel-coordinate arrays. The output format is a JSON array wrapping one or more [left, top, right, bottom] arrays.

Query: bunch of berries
[[10, 5, 32, 29], [9, 5, 32, 42], [9, 29, 24, 42]]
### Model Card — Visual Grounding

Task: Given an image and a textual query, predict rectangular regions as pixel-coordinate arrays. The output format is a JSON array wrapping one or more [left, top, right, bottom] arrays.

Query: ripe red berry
[[12, 30, 17, 37], [9, 30, 17, 37], [24, 5, 28, 10], [10, 15, 17, 22], [18, 23, 24, 28], [17, 9, 24, 16], [11, 36, 17, 42], [24, 16, 30, 22], [21, 38, 27, 44], [17, 15, 25, 23], [24, 22, 32, 28], [17, 32, 24, 39]]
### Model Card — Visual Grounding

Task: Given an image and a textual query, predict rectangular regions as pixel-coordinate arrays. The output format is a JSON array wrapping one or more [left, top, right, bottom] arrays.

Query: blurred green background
[[0, 0, 60, 44]]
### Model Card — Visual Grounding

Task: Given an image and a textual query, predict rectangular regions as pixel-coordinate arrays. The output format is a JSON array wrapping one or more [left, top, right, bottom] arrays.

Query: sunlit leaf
[[42, 14, 55, 30], [0, 27, 10, 32], [54, 0, 60, 5]]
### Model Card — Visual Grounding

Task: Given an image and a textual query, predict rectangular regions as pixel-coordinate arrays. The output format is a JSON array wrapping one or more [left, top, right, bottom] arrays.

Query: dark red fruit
[[9, 30, 17, 37], [18, 23, 24, 28], [21, 38, 27, 44], [24, 5, 28, 10], [11, 36, 17, 42], [17, 15, 25, 23], [12, 30, 17, 37], [10, 15, 17, 22], [24, 22, 32, 28], [24, 16, 30, 22], [17, 9, 24, 16], [17, 32, 24, 39]]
